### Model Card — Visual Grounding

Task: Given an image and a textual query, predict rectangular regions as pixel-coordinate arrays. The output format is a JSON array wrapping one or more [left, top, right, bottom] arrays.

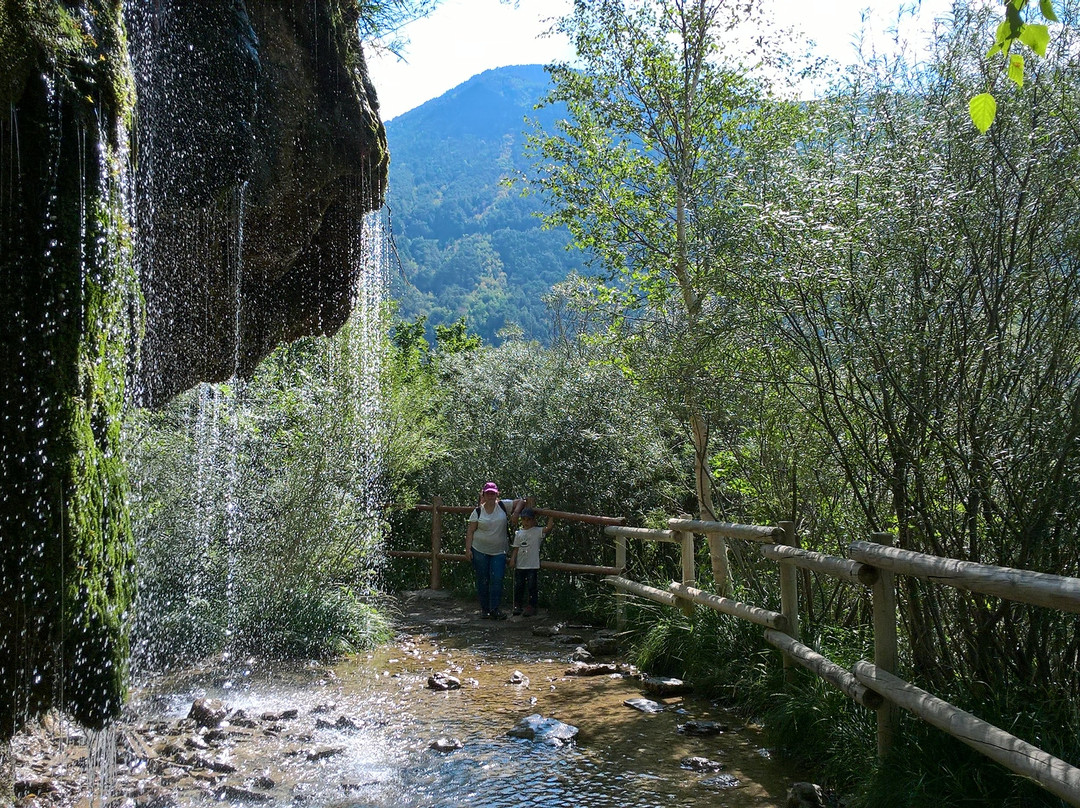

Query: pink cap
[[482, 482, 499, 495]]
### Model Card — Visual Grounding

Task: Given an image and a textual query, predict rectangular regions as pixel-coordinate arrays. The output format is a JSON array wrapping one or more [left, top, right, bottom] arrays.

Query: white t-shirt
[[512, 526, 545, 570], [468, 499, 515, 555]]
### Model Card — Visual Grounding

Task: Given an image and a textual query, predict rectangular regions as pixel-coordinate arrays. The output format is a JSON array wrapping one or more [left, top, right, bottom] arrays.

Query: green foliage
[[127, 308, 391, 668], [386, 65, 586, 344], [973, 0, 1059, 131]]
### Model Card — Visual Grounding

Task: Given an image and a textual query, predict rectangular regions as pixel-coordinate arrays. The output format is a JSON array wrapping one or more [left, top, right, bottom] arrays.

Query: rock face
[[127, 1, 388, 406], [0, 0, 387, 740]]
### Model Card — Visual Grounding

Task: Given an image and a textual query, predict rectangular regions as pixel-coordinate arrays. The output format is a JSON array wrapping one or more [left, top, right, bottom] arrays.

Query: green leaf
[[1008, 53, 1025, 87], [1011, 0, 1026, 9], [1019, 23, 1050, 56], [1040, 0, 1059, 21], [986, 41, 1003, 59], [995, 19, 1013, 46], [969, 93, 997, 133]]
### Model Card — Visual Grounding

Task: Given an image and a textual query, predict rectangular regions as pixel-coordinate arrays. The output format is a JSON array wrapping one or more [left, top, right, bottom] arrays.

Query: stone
[[641, 676, 693, 697], [430, 737, 464, 753], [585, 634, 621, 656], [306, 745, 347, 762], [507, 714, 579, 746], [188, 698, 229, 728], [531, 624, 565, 637], [509, 671, 530, 687], [215, 784, 271, 803], [565, 662, 620, 677], [680, 755, 724, 772], [786, 782, 827, 807], [427, 672, 462, 691], [703, 773, 741, 789], [624, 698, 665, 714], [571, 647, 594, 662], [553, 634, 586, 645], [677, 720, 727, 736]]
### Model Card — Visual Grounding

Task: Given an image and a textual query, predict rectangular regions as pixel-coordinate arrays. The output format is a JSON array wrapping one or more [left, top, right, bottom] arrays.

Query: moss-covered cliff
[[0, 0, 387, 740]]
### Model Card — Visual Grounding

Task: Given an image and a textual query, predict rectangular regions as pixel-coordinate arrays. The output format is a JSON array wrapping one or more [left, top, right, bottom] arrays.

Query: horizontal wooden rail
[[667, 582, 787, 630], [764, 630, 882, 709], [668, 518, 782, 543], [604, 575, 680, 607], [604, 525, 677, 542], [849, 541, 1080, 614], [761, 544, 878, 586], [541, 560, 622, 575], [854, 662, 1080, 806], [534, 508, 626, 526], [387, 550, 434, 559]]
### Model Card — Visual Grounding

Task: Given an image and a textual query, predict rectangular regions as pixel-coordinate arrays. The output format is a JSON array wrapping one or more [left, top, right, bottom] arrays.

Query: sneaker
[[490, 610, 508, 620], [512, 607, 523, 616], [523, 606, 536, 617]]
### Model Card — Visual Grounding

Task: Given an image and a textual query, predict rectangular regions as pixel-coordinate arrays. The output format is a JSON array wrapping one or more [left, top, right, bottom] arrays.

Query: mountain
[[383, 64, 584, 343]]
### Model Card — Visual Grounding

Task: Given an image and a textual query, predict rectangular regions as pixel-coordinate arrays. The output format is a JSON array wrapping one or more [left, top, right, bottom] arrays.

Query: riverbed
[[12, 592, 803, 807]]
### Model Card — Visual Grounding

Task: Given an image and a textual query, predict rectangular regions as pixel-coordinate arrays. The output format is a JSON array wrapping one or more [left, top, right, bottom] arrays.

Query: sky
[[365, 0, 957, 121]]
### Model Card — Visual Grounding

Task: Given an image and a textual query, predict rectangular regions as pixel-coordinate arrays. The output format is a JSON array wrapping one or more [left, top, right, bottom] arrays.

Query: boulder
[[641, 676, 693, 697], [680, 756, 724, 772], [430, 737, 464, 753], [507, 714, 579, 747], [624, 698, 665, 714], [427, 672, 462, 691], [786, 782, 827, 807], [565, 662, 620, 677], [188, 698, 229, 728], [677, 720, 728, 736]]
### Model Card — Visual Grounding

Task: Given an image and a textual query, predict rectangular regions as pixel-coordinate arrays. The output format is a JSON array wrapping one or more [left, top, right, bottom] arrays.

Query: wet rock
[[427, 672, 462, 691], [703, 773, 741, 789], [507, 714, 579, 747], [252, 771, 277, 789], [531, 624, 564, 637], [553, 634, 586, 644], [509, 670, 530, 687], [641, 676, 693, 697], [334, 714, 361, 731], [565, 662, 619, 677], [430, 737, 464, 753], [624, 697, 665, 714], [586, 633, 621, 656], [571, 646, 594, 662], [680, 755, 724, 772], [306, 745, 347, 762], [786, 782, 827, 807], [230, 717, 259, 729], [677, 720, 727, 736], [311, 701, 337, 714], [216, 784, 271, 803], [188, 698, 229, 728], [183, 733, 211, 750]]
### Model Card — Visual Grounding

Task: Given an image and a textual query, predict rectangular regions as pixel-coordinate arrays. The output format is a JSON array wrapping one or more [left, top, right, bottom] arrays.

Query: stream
[[13, 592, 805, 807]]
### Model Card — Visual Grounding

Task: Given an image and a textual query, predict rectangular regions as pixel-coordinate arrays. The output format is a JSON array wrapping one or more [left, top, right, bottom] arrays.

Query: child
[[509, 507, 554, 617]]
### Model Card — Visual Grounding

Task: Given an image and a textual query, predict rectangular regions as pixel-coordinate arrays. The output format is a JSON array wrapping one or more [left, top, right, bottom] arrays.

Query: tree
[[526, 0, 801, 592]]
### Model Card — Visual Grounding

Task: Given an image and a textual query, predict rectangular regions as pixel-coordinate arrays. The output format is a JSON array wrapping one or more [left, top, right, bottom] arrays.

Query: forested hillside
[[384, 64, 582, 343]]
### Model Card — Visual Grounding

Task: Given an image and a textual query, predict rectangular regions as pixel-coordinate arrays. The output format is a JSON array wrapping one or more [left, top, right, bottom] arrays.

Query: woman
[[465, 482, 522, 620]]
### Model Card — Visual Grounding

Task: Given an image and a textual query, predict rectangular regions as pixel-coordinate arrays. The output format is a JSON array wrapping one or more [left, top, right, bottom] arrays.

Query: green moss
[[0, 0, 136, 736]]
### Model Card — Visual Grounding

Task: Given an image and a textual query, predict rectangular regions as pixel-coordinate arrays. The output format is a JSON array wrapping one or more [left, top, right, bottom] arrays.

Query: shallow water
[[19, 594, 802, 807]]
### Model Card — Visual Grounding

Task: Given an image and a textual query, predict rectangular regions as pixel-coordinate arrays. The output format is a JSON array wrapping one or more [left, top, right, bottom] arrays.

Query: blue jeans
[[471, 550, 506, 614], [514, 568, 539, 610]]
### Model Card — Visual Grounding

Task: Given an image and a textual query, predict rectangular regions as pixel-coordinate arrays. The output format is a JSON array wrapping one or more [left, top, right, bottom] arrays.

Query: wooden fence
[[389, 498, 1080, 807]]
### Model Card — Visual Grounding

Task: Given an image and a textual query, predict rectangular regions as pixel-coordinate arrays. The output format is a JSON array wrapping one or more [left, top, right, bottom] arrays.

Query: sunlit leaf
[[1008, 53, 1025, 87], [1040, 0, 1059, 21], [969, 93, 997, 133], [1019, 23, 1050, 56]]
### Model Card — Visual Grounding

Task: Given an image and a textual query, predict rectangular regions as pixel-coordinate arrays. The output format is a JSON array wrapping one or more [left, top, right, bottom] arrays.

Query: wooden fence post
[[615, 533, 627, 630], [674, 515, 695, 617], [871, 531, 898, 759], [779, 521, 800, 684], [430, 495, 443, 591]]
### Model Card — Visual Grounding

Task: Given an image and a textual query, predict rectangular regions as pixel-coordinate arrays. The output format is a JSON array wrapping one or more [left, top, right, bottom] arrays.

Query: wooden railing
[[391, 499, 1080, 807]]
